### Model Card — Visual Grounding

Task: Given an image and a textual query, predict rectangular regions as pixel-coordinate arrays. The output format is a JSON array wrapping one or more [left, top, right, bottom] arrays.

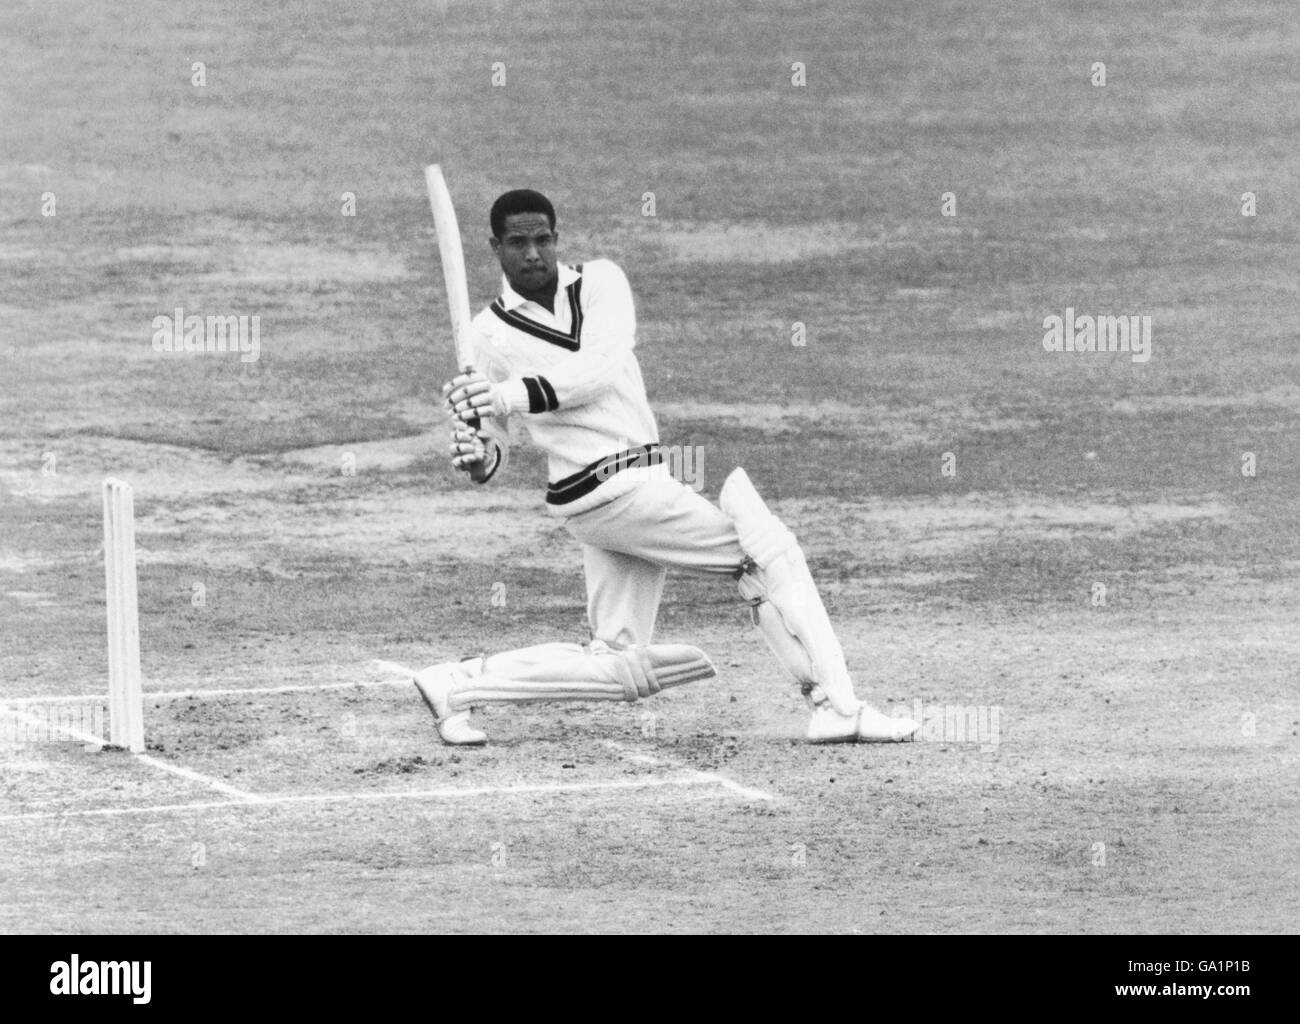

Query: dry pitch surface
[[2, 0, 1298, 933]]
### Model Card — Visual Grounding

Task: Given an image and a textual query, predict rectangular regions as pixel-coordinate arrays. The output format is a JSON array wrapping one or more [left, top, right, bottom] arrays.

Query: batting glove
[[443, 370, 511, 421], [448, 421, 487, 471]]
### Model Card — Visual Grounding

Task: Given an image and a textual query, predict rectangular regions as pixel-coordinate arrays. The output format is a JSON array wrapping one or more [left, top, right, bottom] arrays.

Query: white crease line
[[372, 659, 417, 677], [602, 740, 776, 802], [1, 707, 262, 803], [2, 658, 423, 705], [150, 678, 413, 701], [134, 753, 263, 802], [0, 774, 736, 823], [2, 677, 413, 706], [4, 669, 776, 804], [695, 773, 777, 802]]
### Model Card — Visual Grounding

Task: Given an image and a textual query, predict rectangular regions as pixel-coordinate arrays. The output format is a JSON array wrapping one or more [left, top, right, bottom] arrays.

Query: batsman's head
[[489, 189, 559, 299]]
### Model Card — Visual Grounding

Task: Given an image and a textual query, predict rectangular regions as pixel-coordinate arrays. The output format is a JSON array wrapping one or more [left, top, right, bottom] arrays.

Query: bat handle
[[466, 415, 489, 483], [456, 363, 490, 483]]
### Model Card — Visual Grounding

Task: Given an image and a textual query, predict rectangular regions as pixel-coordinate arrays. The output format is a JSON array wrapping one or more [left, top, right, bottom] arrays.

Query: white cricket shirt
[[470, 259, 664, 516]]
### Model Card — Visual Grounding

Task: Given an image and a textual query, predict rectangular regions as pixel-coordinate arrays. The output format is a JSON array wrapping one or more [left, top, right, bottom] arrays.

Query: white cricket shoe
[[413, 662, 487, 746], [806, 702, 918, 744]]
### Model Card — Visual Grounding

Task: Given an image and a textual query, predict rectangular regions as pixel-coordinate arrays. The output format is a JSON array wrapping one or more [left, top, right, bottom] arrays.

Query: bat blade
[[425, 161, 488, 482], [424, 163, 476, 371]]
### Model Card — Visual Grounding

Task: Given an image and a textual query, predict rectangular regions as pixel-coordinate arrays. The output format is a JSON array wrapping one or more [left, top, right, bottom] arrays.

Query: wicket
[[103, 478, 145, 752]]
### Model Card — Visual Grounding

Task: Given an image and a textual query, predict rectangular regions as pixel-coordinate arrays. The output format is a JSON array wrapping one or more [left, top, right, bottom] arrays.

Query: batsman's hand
[[448, 421, 486, 471], [443, 370, 508, 421]]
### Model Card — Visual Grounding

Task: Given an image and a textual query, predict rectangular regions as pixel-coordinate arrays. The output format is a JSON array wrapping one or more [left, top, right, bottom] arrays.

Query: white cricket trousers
[[562, 473, 746, 648]]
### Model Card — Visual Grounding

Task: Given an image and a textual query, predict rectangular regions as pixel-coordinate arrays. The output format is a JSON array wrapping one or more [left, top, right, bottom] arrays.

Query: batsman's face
[[492, 212, 559, 295]]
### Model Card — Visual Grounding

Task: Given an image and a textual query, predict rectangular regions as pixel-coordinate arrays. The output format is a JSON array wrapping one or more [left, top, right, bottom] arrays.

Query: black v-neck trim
[[489, 266, 584, 351]]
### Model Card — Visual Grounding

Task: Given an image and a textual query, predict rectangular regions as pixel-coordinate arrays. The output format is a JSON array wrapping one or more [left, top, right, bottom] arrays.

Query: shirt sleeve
[[499, 260, 636, 414]]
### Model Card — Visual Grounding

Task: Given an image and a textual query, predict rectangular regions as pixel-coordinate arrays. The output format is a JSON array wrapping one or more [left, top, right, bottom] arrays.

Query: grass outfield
[[1, 0, 1297, 932]]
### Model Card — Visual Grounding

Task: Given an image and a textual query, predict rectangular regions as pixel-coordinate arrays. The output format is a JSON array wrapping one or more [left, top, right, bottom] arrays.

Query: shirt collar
[[499, 263, 581, 311]]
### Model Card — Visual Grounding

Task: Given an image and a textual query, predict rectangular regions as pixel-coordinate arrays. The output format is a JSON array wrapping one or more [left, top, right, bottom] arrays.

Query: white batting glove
[[443, 370, 509, 421], [448, 421, 486, 471]]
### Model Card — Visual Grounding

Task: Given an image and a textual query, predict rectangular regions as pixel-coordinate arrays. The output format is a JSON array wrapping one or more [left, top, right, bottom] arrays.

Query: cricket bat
[[425, 160, 488, 483]]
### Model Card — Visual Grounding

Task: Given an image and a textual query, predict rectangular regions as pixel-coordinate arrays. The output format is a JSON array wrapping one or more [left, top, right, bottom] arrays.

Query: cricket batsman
[[415, 188, 918, 747]]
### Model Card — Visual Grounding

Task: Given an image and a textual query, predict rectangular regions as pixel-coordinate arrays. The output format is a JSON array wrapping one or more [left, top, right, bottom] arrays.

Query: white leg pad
[[449, 641, 715, 711], [720, 468, 863, 716]]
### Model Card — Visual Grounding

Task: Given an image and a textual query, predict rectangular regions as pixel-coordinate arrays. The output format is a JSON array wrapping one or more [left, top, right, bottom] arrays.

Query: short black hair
[[490, 189, 556, 239]]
